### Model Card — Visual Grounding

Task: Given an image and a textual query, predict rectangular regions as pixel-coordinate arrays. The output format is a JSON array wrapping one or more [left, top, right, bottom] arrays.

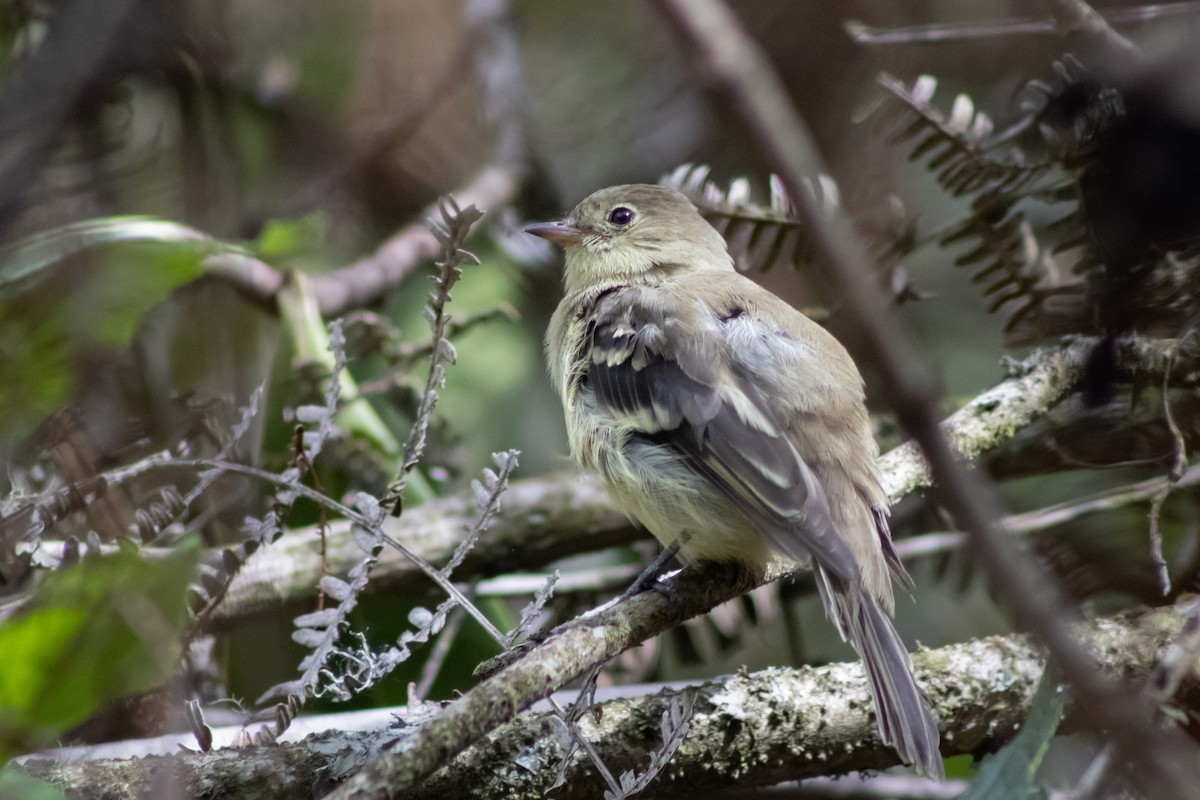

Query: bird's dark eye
[[608, 207, 634, 226]]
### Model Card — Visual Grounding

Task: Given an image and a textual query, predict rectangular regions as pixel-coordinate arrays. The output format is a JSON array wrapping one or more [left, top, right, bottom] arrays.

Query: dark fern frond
[[875, 73, 1050, 198], [660, 163, 821, 273], [940, 193, 1079, 332], [873, 70, 1103, 335], [662, 164, 928, 303]]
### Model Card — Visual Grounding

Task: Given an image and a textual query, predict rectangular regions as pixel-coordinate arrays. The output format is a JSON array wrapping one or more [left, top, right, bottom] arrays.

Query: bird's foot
[[618, 534, 688, 602]]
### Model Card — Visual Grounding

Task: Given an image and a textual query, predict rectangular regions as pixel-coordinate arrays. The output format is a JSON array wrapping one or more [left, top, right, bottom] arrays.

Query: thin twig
[[894, 460, 1200, 560], [412, 603, 468, 701], [1149, 342, 1188, 595], [160, 457, 505, 642], [1044, 0, 1142, 59], [845, 2, 1198, 46], [545, 695, 623, 797]]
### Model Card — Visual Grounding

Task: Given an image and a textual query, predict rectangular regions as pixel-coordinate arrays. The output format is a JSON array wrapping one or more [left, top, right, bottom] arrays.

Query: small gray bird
[[527, 184, 942, 778]]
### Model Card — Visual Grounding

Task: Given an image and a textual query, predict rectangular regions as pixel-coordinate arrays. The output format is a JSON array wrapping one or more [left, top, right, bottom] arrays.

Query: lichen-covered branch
[[22, 600, 1199, 799], [881, 335, 1200, 498]]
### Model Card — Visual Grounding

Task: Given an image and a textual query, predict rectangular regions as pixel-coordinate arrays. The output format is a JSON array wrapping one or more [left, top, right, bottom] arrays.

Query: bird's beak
[[523, 219, 582, 245]]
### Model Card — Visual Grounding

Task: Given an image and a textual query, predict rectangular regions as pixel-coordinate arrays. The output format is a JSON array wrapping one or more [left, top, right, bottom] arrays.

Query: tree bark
[[20, 600, 1197, 799]]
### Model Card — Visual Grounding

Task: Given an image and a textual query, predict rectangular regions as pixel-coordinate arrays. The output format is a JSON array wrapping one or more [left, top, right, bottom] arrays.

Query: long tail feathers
[[815, 567, 944, 779]]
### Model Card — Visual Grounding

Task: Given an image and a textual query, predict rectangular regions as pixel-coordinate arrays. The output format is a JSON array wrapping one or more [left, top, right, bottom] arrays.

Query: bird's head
[[524, 184, 733, 293]]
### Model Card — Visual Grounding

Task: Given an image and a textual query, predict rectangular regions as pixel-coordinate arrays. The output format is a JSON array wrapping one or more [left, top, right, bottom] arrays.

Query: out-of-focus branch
[[204, 0, 528, 317], [1044, 0, 1142, 59], [309, 170, 521, 317], [649, 0, 1198, 797], [203, 165, 521, 316], [846, 2, 1193, 46], [0, 0, 141, 236], [22, 600, 1200, 799]]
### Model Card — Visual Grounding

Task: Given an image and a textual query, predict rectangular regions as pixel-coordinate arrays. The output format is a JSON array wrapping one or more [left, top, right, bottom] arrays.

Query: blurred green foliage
[[0, 544, 199, 760], [0, 219, 226, 446], [0, 769, 66, 800]]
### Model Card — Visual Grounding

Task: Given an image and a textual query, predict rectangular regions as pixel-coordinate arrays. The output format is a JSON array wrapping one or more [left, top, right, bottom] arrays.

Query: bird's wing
[[585, 286, 860, 582]]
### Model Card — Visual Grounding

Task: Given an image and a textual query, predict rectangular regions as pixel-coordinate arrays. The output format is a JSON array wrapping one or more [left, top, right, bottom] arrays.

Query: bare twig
[[894, 460, 1200, 560], [1044, 0, 1142, 59], [164, 458, 505, 641], [201, 0, 527, 319], [649, 0, 1198, 796], [312, 168, 515, 318], [845, 2, 1198, 46], [1148, 344, 1188, 595], [412, 604, 467, 701]]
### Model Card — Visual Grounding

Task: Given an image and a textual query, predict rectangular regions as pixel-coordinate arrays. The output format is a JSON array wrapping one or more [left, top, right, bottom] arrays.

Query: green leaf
[[0, 768, 67, 800], [0, 544, 200, 760], [957, 669, 1065, 800], [255, 214, 327, 260], [0, 217, 242, 433], [0, 217, 219, 296]]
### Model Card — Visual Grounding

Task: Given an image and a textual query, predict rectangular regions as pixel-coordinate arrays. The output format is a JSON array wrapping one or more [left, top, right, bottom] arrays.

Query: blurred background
[[4, 0, 1200, 784]]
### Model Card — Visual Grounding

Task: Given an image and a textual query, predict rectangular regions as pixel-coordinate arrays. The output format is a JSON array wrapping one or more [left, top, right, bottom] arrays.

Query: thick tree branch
[[881, 335, 1200, 497], [22, 600, 1200, 799]]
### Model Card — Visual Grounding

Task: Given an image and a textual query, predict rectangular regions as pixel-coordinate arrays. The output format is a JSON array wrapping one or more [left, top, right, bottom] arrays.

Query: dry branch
[[21, 600, 1199, 799]]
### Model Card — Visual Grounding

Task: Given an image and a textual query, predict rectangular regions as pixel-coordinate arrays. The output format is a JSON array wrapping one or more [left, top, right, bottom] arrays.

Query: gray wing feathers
[[585, 287, 941, 777], [584, 289, 860, 583]]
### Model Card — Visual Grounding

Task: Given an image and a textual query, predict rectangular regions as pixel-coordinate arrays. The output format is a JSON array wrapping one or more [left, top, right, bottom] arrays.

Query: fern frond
[[875, 73, 1049, 197], [662, 164, 927, 302], [940, 193, 1082, 332], [661, 164, 826, 273]]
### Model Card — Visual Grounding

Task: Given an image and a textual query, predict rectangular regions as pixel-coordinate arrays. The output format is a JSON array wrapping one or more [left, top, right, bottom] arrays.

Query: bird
[[526, 183, 942, 778]]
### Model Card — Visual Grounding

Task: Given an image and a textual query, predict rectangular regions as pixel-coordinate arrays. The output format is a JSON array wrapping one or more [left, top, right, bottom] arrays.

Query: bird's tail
[[815, 567, 944, 779]]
